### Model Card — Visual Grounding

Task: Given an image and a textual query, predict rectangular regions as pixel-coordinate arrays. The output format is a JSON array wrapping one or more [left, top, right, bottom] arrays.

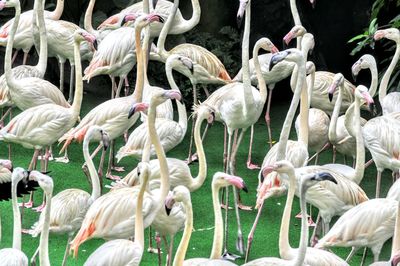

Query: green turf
[[0, 88, 393, 265]]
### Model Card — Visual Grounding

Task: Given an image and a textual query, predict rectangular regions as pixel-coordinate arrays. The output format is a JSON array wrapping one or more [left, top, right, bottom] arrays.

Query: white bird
[[83, 162, 152, 266], [0, 168, 30, 266], [27, 126, 109, 266], [374, 28, 400, 115]]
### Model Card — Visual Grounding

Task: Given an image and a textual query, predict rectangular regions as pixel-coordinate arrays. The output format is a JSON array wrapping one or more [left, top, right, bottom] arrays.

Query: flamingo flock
[[0, 0, 398, 265]]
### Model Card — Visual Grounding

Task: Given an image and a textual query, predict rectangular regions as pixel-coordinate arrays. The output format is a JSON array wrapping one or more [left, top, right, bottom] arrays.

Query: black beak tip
[[93, 40, 98, 50], [369, 103, 376, 115], [242, 184, 248, 193], [328, 93, 333, 102], [128, 107, 136, 119], [236, 16, 243, 28], [165, 205, 172, 216], [352, 73, 357, 82], [282, 40, 287, 49]]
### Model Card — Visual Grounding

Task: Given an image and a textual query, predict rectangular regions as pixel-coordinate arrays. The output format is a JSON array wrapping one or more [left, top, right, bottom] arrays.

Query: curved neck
[[83, 137, 101, 202], [175, 0, 200, 34], [276, 57, 306, 160], [11, 179, 22, 250], [39, 192, 52, 266], [210, 183, 224, 259], [344, 96, 365, 184], [49, 0, 64, 20], [252, 43, 268, 102], [5, 2, 21, 90], [279, 169, 296, 259], [379, 38, 400, 103], [189, 111, 207, 191], [367, 60, 378, 98], [328, 85, 343, 144], [70, 38, 84, 118], [392, 202, 400, 256], [173, 199, 193, 266], [147, 99, 170, 213], [290, 0, 302, 26], [84, 0, 98, 36], [295, 182, 309, 265], [35, 0, 48, 76], [156, 0, 180, 59], [133, 25, 145, 102]]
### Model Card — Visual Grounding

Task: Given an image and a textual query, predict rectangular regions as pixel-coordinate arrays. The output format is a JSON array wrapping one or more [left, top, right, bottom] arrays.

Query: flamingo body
[[0, 248, 28, 266]]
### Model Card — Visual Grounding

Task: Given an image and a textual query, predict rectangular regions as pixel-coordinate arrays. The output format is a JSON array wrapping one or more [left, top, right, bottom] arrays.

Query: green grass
[[0, 88, 393, 265]]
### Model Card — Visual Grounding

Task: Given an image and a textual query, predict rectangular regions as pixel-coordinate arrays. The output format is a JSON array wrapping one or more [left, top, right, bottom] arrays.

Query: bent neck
[[157, 0, 179, 59], [252, 42, 267, 103], [190, 111, 207, 191], [5, 2, 21, 90], [367, 60, 378, 98], [328, 85, 343, 144], [49, 0, 64, 20], [83, 136, 101, 202], [84, 0, 98, 36], [11, 178, 22, 250], [290, 0, 302, 26], [379, 38, 400, 103], [175, 0, 200, 34], [173, 199, 193, 266]]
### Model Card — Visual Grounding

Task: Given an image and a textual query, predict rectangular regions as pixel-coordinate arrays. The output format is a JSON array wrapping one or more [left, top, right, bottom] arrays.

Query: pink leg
[[124, 77, 130, 96], [156, 232, 162, 266], [106, 140, 122, 180], [22, 52, 29, 65], [11, 49, 18, 65], [365, 159, 374, 168], [246, 125, 260, 170], [265, 87, 274, 148], [245, 201, 264, 262]]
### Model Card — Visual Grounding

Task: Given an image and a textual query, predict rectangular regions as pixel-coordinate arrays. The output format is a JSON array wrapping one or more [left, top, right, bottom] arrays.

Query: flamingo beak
[[164, 192, 175, 216], [283, 31, 294, 46], [314, 172, 337, 184], [269, 51, 288, 71], [374, 30, 385, 41], [236, 0, 247, 28]]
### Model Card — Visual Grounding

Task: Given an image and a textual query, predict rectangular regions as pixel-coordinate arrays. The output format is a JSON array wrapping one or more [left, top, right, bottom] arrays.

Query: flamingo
[[58, 14, 162, 179], [116, 54, 188, 162], [0, 29, 95, 208], [2, 0, 69, 112], [27, 171, 54, 266], [27, 126, 109, 266], [374, 28, 400, 115], [0, 0, 64, 65], [153, 0, 231, 163], [0, 168, 29, 266], [244, 161, 345, 265], [83, 162, 151, 266], [98, 0, 200, 38], [68, 89, 180, 256], [171, 172, 247, 266]]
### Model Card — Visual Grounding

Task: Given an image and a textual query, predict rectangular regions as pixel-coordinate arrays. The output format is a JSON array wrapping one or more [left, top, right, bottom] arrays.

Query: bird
[[2, 0, 69, 112], [316, 198, 397, 263], [244, 161, 346, 266], [171, 172, 247, 266], [27, 126, 109, 266], [68, 89, 180, 256], [0, 0, 64, 65], [374, 28, 400, 115], [98, 0, 200, 38], [0, 168, 30, 266], [116, 54, 188, 162], [0, 29, 95, 208], [27, 171, 54, 266], [58, 14, 163, 180], [83, 162, 151, 266]]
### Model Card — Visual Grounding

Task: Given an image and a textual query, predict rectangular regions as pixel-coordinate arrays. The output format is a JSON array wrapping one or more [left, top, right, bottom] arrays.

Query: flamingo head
[[128, 102, 149, 119], [328, 73, 344, 102], [355, 85, 375, 114], [0, 159, 13, 172], [269, 49, 303, 71], [134, 13, 164, 30], [11, 167, 28, 185], [121, 13, 140, 27], [391, 250, 400, 266], [305, 61, 315, 76], [28, 171, 54, 195], [0, 0, 18, 10], [302, 33, 315, 54], [165, 186, 191, 216], [283, 25, 307, 46], [74, 30, 96, 44], [300, 172, 337, 192], [213, 172, 248, 192], [236, 0, 249, 28], [257, 37, 279, 54], [374, 28, 400, 42], [167, 55, 194, 75], [351, 54, 375, 82], [85, 126, 110, 151]]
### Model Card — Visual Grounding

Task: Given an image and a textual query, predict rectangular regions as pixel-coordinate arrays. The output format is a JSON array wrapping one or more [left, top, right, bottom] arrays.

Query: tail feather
[[219, 69, 232, 82], [70, 222, 96, 258], [97, 15, 119, 30], [84, 59, 106, 78], [0, 25, 9, 38]]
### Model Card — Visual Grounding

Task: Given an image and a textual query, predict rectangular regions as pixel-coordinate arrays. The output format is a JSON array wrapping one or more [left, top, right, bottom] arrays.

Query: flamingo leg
[[59, 61, 65, 94], [0, 107, 12, 127], [332, 145, 337, 163], [246, 125, 260, 170], [110, 76, 116, 99], [11, 49, 18, 65], [115, 77, 124, 98], [147, 227, 158, 253], [105, 140, 122, 180], [265, 87, 274, 148], [310, 213, 321, 247], [365, 159, 374, 168], [156, 232, 162, 266], [30, 246, 40, 266], [166, 234, 174, 266], [68, 64, 75, 103], [360, 247, 368, 266], [345, 246, 359, 262], [33, 148, 48, 212], [22, 52, 29, 65], [245, 201, 264, 262], [376, 170, 382, 198], [21, 150, 40, 209], [61, 233, 73, 266], [124, 77, 130, 96]]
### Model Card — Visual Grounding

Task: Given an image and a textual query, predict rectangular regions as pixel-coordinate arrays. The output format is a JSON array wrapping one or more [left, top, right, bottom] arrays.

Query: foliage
[[348, 0, 400, 93]]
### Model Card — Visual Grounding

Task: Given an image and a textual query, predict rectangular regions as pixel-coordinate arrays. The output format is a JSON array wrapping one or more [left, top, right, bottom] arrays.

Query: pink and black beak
[[260, 165, 275, 183], [283, 31, 294, 47], [362, 90, 375, 115], [225, 174, 248, 193], [164, 191, 174, 216], [328, 82, 338, 102], [374, 30, 386, 41], [128, 102, 149, 119], [82, 32, 96, 45], [312, 172, 337, 184], [269, 50, 289, 72], [351, 62, 360, 82], [271, 45, 279, 54], [0, 0, 6, 11], [164, 90, 182, 101], [179, 56, 194, 74], [122, 13, 138, 26], [146, 13, 165, 24], [236, 0, 248, 28]]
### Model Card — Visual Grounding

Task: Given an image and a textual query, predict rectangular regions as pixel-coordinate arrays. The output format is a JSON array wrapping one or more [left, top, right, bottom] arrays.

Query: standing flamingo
[[83, 162, 151, 266], [374, 28, 400, 115], [171, 172, 247, 266], [0, 29, 95, 208], [59, 14, 162, 179], [69, 89, 180, 256], [27, 126, 109, 266], [0, 0, 64, 65], [0, 168, 29, 266]]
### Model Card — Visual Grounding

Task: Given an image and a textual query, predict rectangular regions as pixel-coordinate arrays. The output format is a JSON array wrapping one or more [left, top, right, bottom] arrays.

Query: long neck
[[11, 179, 22, 250], [49, 0, 64, 20], [241, 0, 253, 113], [392, 201, 400, 256], [295, 183, 309, 265], [39, 192, 52, 266], [70, 38, 84, 118], [298, 67, 309, 147], [276, 58, 306, 160], [134, 174, 147, 251], [83, 137, 101, 202], [133, 25, 145, 102], [344, 96, 365, 184], [368, 59, 378, 98], [253, 43, 268, 102], [176, 0, 200, 33], [147, 100, 169, 212], [156, 0, 179, 59], [173, 199, 193, 266], [84, 0, 98, 36], [36, 0, 48, 76], [290, 42, 309, 91], [328, 85, 343, 144], [379, 38, 400, 103], [290, 0, 302, 26], [279, 169, 296, 258], [5, 2, 21, 89], [210, 183, 224, 259], [189, 112, 207, 191]]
